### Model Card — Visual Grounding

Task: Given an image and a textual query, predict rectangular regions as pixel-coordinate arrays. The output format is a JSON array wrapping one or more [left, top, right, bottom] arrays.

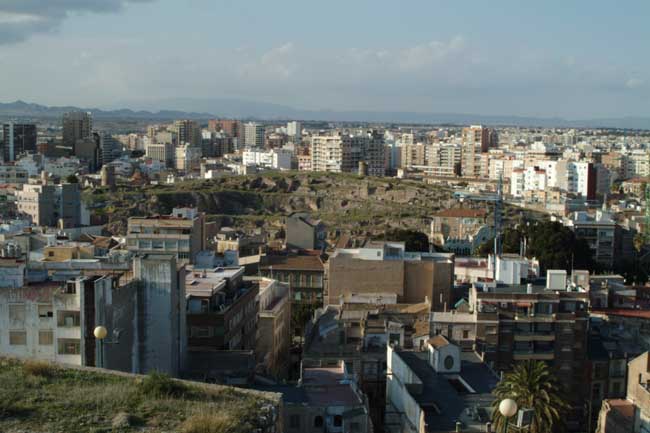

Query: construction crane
[[453, 175, 504, 281], [643, 150, 650, 244]]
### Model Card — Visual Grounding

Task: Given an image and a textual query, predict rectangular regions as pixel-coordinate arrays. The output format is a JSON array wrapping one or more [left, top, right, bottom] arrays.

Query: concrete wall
[[385, 345, 423, 433], [286, 216, 316, 250], [257, 281, 292, 379], [404, 260, 453, 312], [327, 256, 404, 305], [134, 255, 186, 376], [627, 352, 650, 432]]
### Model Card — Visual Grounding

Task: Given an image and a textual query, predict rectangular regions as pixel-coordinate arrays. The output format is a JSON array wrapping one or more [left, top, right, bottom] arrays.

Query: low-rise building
[[564, 210, 617, 268], [260, 252, 325, 305], [126, 207, 207, 264], [303, 302, 431, 428], [385, 338, 498, 433], [185, 266, 258, 352], [286, 212, 326, 251], [256, 278, 291, 379], [326, 242, 454, 311], [596, 351, 650, 433], [265, 363, 371, 433], [431, 280, 590, 428]]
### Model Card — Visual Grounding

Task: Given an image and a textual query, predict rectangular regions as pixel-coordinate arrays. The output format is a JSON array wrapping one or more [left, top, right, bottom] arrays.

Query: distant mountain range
[[1, 99, 649, 130]]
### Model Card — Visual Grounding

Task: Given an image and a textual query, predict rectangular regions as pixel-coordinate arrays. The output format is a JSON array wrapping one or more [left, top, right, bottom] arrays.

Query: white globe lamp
[[93, 326, 108, 340], [499, 399, 518, 433]]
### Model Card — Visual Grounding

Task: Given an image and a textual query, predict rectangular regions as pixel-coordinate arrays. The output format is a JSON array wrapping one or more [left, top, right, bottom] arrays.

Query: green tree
[[378, 229, 430, 252], [492, 360, 569, 433], [65, 174, 79, 184], [477, 220, 597, 273]]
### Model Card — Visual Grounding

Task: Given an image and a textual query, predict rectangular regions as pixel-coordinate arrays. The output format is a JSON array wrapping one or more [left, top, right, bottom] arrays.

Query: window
[[64, 282, 76, 294], [57, 311, 80, 327], [57, 339, 80, 355], [462, 330, 469, 339], [39, 330, 53, 345], [333, 415, 342, 427], [9, 331, 26, 345], [38, 305, 54, 320], [9, 304, 26, 324], [314, 416, 324, 428], [48, 251, 55, 257], [289, 415, 300, 429]]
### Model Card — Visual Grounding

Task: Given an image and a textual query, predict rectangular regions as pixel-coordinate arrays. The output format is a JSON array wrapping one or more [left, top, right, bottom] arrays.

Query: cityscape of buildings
[[0, 109, 648, 433]]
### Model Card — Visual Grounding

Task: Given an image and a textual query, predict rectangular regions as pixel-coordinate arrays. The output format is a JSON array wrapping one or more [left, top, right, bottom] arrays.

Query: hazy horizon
[[0, 0, 648, 119]]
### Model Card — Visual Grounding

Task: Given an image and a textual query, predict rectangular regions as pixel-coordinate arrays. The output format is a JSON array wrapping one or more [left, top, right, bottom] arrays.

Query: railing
[[512, 350, 554, 360], [513, 332, 555, 341]]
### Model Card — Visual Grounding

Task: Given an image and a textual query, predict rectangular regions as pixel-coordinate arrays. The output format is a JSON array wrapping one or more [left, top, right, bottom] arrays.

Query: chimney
[[526, 283, 533, 294], [485, 422, 492, 433]]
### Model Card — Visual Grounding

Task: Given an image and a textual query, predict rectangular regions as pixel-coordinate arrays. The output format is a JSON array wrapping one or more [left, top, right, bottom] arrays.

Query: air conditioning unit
[[516, 408, 534, 428]]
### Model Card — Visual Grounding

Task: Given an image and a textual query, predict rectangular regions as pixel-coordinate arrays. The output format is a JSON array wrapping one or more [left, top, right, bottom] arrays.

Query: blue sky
[[0, 0, 648, 118]]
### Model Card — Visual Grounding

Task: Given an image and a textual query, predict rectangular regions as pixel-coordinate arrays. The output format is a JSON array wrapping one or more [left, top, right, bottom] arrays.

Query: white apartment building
[[0, 165, 29, 184], [145, 142, 174, 168], [175, 143, 201, 172], [44, 157, 82, 178], [286, 121, 302, 138], [243, 122, 265, 147], [510, 159, 595, 199], [623, 150, 650, 178], [0, 277, 110, 365], [310, 131, 385, 176], [242, 148, 293, 170], [488, 157, 523, 181]]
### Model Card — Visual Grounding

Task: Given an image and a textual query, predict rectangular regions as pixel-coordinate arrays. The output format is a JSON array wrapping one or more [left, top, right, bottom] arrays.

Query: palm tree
[[492, 360, 569, 433]]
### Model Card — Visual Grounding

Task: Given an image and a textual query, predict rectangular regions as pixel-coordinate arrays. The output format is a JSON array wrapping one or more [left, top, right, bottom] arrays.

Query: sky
[[0, 0, 648, 119]]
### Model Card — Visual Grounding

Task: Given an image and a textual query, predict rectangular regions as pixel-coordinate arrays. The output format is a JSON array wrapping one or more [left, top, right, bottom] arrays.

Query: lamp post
[[499, 399, 518, 433], [93, 325, 108, 368]]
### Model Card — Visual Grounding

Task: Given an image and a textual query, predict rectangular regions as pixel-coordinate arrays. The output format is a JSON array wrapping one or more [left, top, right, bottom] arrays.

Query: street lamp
[[94, 325, 120, 368], [499, 399, 518, 433], [94, 326, 108, 368]]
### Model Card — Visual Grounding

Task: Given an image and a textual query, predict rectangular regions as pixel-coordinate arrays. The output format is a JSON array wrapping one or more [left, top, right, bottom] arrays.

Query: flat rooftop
[[260, 253, 324, 272], [185, 266, 244, 298], [396, 350, 497, 432]]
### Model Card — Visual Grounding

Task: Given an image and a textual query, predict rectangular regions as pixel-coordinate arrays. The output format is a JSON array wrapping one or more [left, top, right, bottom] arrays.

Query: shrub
[[138, 371, 187, 398], [22, 360, 57, 378]]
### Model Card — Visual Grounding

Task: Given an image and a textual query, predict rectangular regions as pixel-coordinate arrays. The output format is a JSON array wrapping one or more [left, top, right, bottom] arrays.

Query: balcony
[[513, 333, 556, 342], [512, 350, 555, 361], [514, 312, 555, 322]]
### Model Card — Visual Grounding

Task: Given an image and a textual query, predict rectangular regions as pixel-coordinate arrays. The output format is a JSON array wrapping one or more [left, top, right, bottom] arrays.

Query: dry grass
[[181, 413, 244, 433], [22, 360, 57, 378], [0, 358, 276, 432]]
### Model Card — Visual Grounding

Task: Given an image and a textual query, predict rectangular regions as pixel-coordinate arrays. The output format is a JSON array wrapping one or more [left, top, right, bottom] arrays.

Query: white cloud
[[260, 42, 296, 78], [625, 78, 644, 89], [0, 12, 42, 24], [398, 36, 465, 71], [0, 0, 156, 44]]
